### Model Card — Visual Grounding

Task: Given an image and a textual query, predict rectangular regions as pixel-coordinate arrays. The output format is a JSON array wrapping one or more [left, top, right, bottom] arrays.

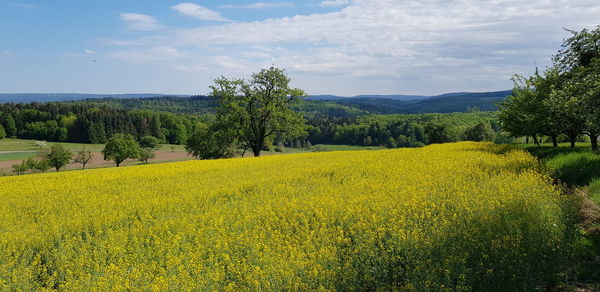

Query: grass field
[[0, 142, 575, 290], [0, 139, 187, 162], [0, 139, 381, 162]]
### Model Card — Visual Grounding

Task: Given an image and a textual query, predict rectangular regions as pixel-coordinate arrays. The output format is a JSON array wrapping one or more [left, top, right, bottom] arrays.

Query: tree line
[[0, 103, 205, 145], [499, 26, 600, 151], [305, 112, 503, 148]]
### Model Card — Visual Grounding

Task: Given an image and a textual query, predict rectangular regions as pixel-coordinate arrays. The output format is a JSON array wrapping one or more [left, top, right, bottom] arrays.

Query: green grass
[[0, 138, 185, 153], [590, 179, 600, 205], [545, 152, 600, 186], [518, 144, 600, 186], [0, 152, 37, 162], [312, 144, 387, 151], [519, 143, 592, 160]]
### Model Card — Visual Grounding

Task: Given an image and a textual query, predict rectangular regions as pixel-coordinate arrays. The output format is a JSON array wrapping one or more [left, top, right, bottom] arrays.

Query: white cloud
[[107, 0, 600, 95], [172, 3, 230, 22], [84, 49, 96, 55], [120, 13, 161, 31], [219, 2, 294, 9], [109, 47, 188, 63], [7, 2, 40, 9], [318, 0, 352, 7]]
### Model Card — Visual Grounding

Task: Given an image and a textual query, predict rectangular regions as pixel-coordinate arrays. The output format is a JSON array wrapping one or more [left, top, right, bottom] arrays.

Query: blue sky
[[1, 0, 599, 96]]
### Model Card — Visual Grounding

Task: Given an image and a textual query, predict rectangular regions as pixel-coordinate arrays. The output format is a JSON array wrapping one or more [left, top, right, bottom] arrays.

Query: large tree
[[210, 67, 307, 157], [554, 26, 600, 150]]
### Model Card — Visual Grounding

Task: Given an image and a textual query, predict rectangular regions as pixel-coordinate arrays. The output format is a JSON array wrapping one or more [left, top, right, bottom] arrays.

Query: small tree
[[138, 148, 156, 164], [73, 149, 93, 170], [44, 144, 72, 172], [0, 124, 5, 140], [12, 163, 27, 175], [102, 134, 141, 167], [139, 136, 160, 149], [23, 158, 39, 173], [33, 159, 50, 173]]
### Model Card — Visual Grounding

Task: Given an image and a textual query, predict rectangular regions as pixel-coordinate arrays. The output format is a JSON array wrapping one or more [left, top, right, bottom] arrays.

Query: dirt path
[[0, 151, 194, 174]]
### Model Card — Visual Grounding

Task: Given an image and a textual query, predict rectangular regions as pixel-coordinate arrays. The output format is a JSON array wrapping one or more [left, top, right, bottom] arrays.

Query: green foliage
[[384, 136, 397, 148], [102, 134, 141, 167], [0, 125, 5, 140], [210, 66, 307, 157], [43, 144, 73, 172], [3, 114, 17, 138], [463, 122, 494, 142], [73, 149, 93, 170], [11, 162, 27, 175], [139, 136, 160, 149], [185, 125, 235, 159], [138, 148, 155, 164], [424, 122, 459, 144], [501, 26, 600, 151], [0, 103, 199, 145], [589, 179, 600, 205]]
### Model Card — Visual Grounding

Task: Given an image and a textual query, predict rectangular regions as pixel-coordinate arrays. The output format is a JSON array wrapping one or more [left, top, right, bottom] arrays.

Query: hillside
[[0, 93, 191, 103], [334, 90, 512, 114], [0, 142, 573, 290], [1, 90, 512, 115]]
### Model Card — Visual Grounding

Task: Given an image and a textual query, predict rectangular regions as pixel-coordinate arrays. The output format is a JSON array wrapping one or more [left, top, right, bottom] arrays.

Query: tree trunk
[[525, 136, 529, 144], [551, 135, 558, 147], [533, 135, 540, 146], [251, 141, 262, 157], [591, 133, 599, 152], [241, 147, 247, 158], [570, 135, 577, 148]]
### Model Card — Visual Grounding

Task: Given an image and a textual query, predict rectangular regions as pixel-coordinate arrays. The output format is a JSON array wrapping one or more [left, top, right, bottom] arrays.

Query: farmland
[[0, 142, 574, 290]]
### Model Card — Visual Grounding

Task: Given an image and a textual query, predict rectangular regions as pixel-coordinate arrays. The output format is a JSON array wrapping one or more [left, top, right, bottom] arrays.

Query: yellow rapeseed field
[[0, 142, 572, 291]]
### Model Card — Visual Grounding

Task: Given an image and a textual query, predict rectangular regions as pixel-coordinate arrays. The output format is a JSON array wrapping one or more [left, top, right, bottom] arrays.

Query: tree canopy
[[102, 134, 141, 167], [210, 66, 307, 157], [43, 144, 72, 172], [499, 26, 600, 151]]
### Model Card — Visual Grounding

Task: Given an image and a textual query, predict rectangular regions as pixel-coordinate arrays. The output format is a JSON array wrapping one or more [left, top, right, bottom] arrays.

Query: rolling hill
[[0, 90, 512, 115]]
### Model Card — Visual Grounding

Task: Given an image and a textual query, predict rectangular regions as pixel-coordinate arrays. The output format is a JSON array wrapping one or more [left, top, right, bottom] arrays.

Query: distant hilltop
[[0, 90, 512, 106], [0, 93, 192, 103]]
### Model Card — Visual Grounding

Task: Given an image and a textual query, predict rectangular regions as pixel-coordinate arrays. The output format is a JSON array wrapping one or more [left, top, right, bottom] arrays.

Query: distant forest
[[0, 95, 503, 148], [0, 103, 203, 145]]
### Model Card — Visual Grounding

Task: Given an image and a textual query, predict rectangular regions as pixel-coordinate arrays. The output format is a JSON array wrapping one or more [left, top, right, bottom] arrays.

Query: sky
[[0, 0, 599, 96]]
